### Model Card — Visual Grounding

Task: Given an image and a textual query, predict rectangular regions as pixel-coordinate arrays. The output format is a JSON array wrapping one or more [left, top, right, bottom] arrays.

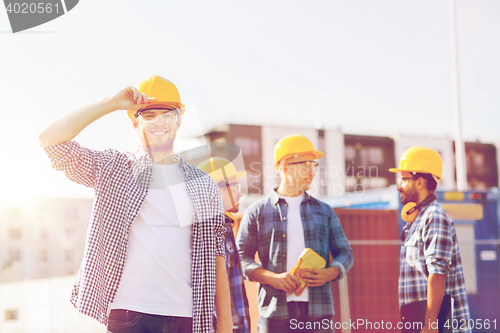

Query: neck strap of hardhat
[[405, 193, 437, 217]]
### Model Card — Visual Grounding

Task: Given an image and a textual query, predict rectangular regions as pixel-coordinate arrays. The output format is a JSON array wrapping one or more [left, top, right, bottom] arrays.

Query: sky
[[1, 0, 499, 198]]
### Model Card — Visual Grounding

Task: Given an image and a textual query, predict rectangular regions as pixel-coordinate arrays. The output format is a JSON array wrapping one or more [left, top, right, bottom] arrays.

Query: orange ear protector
[[401, 193, 437, 223]]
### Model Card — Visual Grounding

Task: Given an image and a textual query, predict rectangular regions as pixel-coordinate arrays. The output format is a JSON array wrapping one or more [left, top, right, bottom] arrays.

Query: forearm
[[424, 273, 446, 323], [39, 97, 116, 148], [248, 267, 275, 285], [332, 249, 353, 273], [214, 255, 232, 332]]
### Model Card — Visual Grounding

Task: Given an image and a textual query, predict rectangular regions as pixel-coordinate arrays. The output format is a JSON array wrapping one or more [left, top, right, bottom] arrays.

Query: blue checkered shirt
[[399, 200, 471, 333], [223, 214, 251, 333], [44, 141, 226, 333], [236, 189, 353, 319]]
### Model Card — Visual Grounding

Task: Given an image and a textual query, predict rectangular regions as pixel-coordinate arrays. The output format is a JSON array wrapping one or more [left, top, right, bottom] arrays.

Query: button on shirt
[[43, 141, 226, 333], [236, 189, 353, 319], [399, 200, 471, 333]]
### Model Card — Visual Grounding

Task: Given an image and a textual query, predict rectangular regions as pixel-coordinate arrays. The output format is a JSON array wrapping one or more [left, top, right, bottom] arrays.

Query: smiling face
[[134, 109, 181, 154]]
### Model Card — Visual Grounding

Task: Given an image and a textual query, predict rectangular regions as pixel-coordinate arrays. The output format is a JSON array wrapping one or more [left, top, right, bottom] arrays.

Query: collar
[[134, 148, 190, 178], [270, 187, 311, 205], [134, 147, 149, 159]]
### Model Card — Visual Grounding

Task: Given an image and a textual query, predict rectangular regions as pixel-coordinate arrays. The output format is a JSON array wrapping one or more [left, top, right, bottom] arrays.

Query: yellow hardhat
[[197, 157, 247, 183], [389, 146, 443, 180], [274, 134, 325, 169], [127, 75, 185, 119]]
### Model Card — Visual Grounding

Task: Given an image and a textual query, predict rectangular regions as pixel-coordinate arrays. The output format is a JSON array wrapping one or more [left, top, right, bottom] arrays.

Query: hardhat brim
[[127, 101, 185, 119], [211, 170, 247, 184], [389, 168, 442, 180], [275, 150, 325, 169]]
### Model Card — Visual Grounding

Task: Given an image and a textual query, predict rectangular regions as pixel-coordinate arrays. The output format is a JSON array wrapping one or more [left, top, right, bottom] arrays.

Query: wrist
[[100, 96, 119, 114], [327, 266, 340, 280], [216, 317, 233, 331]]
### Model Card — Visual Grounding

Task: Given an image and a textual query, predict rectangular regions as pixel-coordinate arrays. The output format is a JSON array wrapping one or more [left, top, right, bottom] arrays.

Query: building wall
[[461, 142, 498, 189], [206, 124, 499, 197], [0, 276, 105, 333], [344, 134, 396, 193], [498, 143, 500, 190], [0, 197, 92, 283], [323, 129, 346, 196]]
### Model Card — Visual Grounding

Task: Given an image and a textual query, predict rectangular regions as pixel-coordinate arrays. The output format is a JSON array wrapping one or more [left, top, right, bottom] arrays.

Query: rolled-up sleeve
[[423, 210, 453, 275], [328, 209, 353, 280], [43, 141, 116, 189], [236, 207, 262, 279]]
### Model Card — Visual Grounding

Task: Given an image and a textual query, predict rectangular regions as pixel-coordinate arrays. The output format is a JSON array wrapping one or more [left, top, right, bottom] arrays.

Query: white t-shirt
[[111, 161, 194, 317], [281, 193, 309, 303]]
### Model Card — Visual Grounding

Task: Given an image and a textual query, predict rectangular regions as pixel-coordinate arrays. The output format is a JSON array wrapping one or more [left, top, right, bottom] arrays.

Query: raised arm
[[39, 86, 149, 148]]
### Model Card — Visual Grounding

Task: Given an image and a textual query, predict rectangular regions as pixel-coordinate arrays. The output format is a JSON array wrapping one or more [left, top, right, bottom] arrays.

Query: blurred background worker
[[236, 134, 353, 333], [39, 75, 232, 333], [199, 157, 251, 333], [390, 147, 471, 333]]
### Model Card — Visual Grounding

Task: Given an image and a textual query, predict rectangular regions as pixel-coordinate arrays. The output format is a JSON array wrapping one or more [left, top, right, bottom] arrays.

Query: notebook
[[290, 248, 326, 296]]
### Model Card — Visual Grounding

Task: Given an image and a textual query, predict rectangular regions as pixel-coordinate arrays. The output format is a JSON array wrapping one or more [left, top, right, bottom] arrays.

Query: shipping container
[[325, 187, 500, 333]]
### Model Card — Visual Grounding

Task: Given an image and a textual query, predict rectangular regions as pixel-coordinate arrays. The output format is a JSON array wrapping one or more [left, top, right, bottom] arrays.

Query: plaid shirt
[[399, 199, 471, 333], [236, 189, 353, 319], [44, 141, 226, 333], [222, 213, 251, 333]]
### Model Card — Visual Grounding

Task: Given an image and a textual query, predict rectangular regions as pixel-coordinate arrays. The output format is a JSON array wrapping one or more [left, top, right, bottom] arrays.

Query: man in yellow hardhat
[[198, 157, 251, 333], [39, 76, 232, 333], [236, 134, 353, 332], [390, 146, 470, 333]]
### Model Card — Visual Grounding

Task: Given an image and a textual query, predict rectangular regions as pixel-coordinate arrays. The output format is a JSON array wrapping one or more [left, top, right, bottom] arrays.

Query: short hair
[[413, 172, 437, 192]]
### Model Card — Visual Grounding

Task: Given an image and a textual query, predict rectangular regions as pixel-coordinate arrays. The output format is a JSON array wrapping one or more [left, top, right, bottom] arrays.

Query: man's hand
[[109, 86, 151, 111], [268, 272, 301, 294], [300, 266, 340, 287]]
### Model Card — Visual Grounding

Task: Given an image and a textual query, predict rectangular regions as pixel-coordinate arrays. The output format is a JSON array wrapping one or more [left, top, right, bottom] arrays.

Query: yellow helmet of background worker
[[127, 75, 185, 119], [274, 134, 325, 169], [198, 157, 247, 183], [389, 146, 443, 180]]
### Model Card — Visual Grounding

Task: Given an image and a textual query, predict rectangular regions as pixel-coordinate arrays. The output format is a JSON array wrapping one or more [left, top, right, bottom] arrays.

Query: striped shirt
[[236, 189, 353, 319], [399, 199, 471, 333], [44, 141, 226, 333]]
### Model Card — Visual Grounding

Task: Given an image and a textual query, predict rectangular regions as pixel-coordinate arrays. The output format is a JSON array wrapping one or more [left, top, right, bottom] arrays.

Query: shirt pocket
[[404, 235, 420, 266], [306, 211, 327, 233]]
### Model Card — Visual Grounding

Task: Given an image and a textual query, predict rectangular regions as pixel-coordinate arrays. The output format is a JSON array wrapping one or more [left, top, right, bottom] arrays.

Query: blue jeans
[[107, 309, 193, 333], [257, 302, 334, 333]]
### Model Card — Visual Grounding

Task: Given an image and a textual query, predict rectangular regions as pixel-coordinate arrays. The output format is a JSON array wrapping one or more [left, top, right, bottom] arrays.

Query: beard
[[400, 187, 419, 205]]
